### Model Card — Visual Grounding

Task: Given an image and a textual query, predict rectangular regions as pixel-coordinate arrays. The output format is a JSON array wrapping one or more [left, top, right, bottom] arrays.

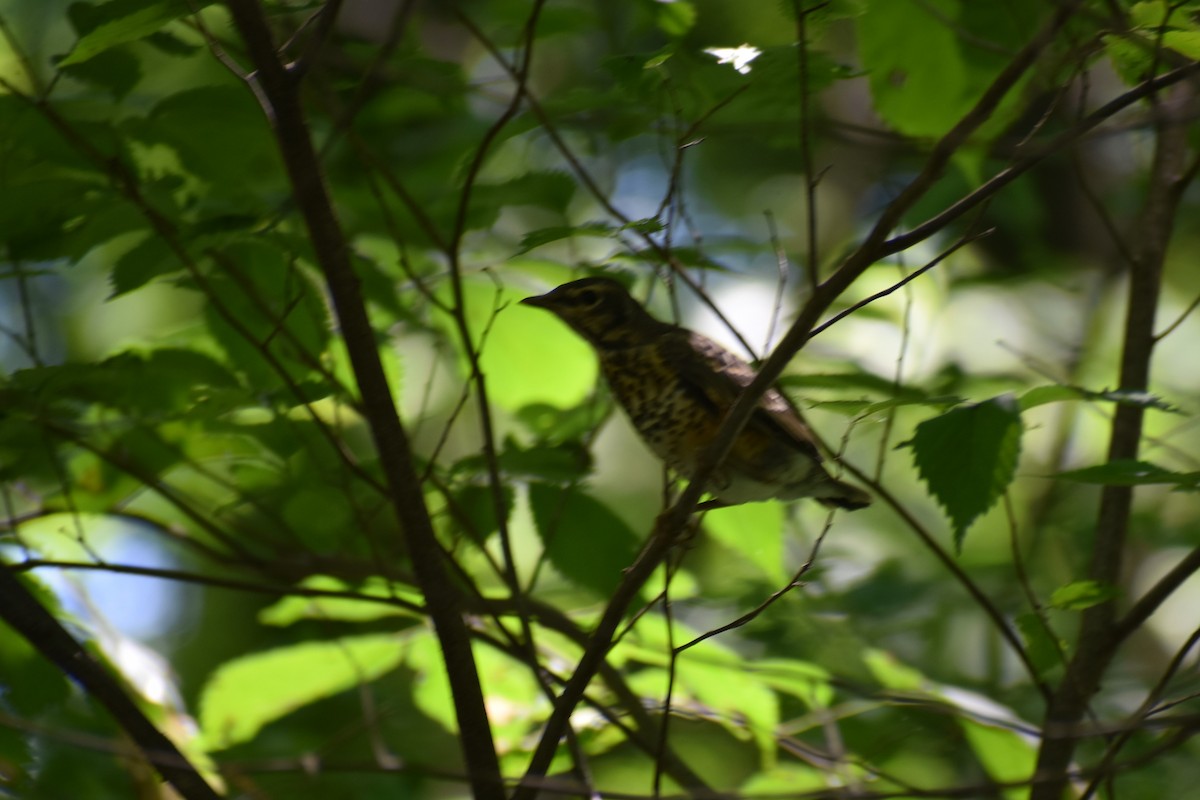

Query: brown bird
[[520, 277, 870, 510]]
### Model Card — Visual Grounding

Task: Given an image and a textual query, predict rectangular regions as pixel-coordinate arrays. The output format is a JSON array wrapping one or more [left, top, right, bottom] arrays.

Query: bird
[[520, 277, 871, 510]]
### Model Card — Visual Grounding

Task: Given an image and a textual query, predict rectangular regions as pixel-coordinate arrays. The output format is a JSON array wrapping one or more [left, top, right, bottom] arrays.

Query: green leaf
[[201, 237, 331, 389], [281, 484, 356, 552], [1018, 384, 1177, 412], [198, 634, 405, 750], [1056, 459, 1200, 489], [1092, 388, 1178, 413], [453, 438, 592, 483], [740, 765, 828, 796], [678, 659, 778, 765], [516, 222, 617, 254], [858, 0, 967, 137], [1017, 384, 1084, 411], [60, 48, 141, 99], [808, 394, 961, 417], [528, 483, 642, 597], [129, 85, 284, 196], [258, 576, 423, 626], [750, 659, 833, 710], [406, 633, 542, 748], [61, 0, 214, 67], [515, 399, 611, 442], [702, 502, 786, 584], [906, 394, 1023, 550], [1015, 612, 1064, 674], [960, 718, 1037, 800], [459, 276, 600, 410], [451, 483, 513, 541], [465, 171, 576, 231], [656, 0, 696, 37], [1048, 580, 1119, 611], [109, 233, 180, 298], [862, 649, 924, 690], [779, 371, 930, 396]]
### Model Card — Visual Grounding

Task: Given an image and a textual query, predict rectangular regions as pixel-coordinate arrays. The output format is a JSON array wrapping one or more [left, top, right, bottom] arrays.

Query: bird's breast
[[598, 346, 716, 468]]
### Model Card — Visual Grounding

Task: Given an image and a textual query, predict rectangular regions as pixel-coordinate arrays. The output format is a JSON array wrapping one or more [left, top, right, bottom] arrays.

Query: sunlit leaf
[[863, 649, 924, 690], [258, 576, 423, 626], [657, 0, 697, 37], [199, 634, 405, 750], [1049, 580, 1119, 611], [703, 502, 786, 584], [960, 718, 1037, 800], [458, 277, 599, 410], [751, 659, 833, 709], [677, 659, 779, 765]]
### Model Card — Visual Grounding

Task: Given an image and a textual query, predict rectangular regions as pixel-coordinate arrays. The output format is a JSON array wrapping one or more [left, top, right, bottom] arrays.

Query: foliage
[[1, 1, 1199, 799]]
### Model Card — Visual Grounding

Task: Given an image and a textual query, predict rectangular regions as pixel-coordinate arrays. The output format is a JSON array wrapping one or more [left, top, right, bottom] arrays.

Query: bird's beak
[[519, 291, 554, 309]]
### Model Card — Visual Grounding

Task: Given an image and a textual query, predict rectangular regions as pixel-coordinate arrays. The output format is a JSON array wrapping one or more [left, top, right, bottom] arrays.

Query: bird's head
[[520, 277, 669, 349]]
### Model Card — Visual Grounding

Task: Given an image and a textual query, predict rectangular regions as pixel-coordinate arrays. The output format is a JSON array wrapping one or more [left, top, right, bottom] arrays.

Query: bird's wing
[[669, 331, 823, 462]]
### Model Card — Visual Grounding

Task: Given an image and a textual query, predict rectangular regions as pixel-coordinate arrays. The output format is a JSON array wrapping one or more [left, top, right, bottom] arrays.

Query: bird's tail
[[817, 479, 872, 511]]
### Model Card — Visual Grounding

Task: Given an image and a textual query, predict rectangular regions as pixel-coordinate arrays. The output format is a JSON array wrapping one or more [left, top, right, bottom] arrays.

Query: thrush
[[520, 277, 871, 510]]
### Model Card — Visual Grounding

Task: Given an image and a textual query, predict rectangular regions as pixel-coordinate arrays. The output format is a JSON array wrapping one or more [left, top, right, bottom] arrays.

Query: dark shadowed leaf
[[528, 483, 641, 597], [1015, 612, 1065, 675], [906, 394, 1023, 550], [61, 0, 216, 67], [1056, 460, 1200, 490]]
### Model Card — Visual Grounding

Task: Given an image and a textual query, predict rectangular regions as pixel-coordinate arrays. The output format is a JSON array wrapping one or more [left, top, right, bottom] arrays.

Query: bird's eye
[[577, 289, 600, 306]]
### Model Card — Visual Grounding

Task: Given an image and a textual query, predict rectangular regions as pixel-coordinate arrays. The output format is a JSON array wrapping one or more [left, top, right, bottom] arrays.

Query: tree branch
[[0, 566, 222, 800], [1031, 80, 1195, 800], [221, 3, 503, 798]]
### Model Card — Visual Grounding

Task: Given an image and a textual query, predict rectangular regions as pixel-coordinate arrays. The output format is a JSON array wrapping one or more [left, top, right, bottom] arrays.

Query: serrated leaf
[[528, 483, 641, 596], [1093, 388, 1178, 413], [1049, 580, 1119, 611], [1019, 384, 1177, 412], [516, 222, 616, 254], [1056, 459, 1200, 489], [907, 394, 1023, 549]]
